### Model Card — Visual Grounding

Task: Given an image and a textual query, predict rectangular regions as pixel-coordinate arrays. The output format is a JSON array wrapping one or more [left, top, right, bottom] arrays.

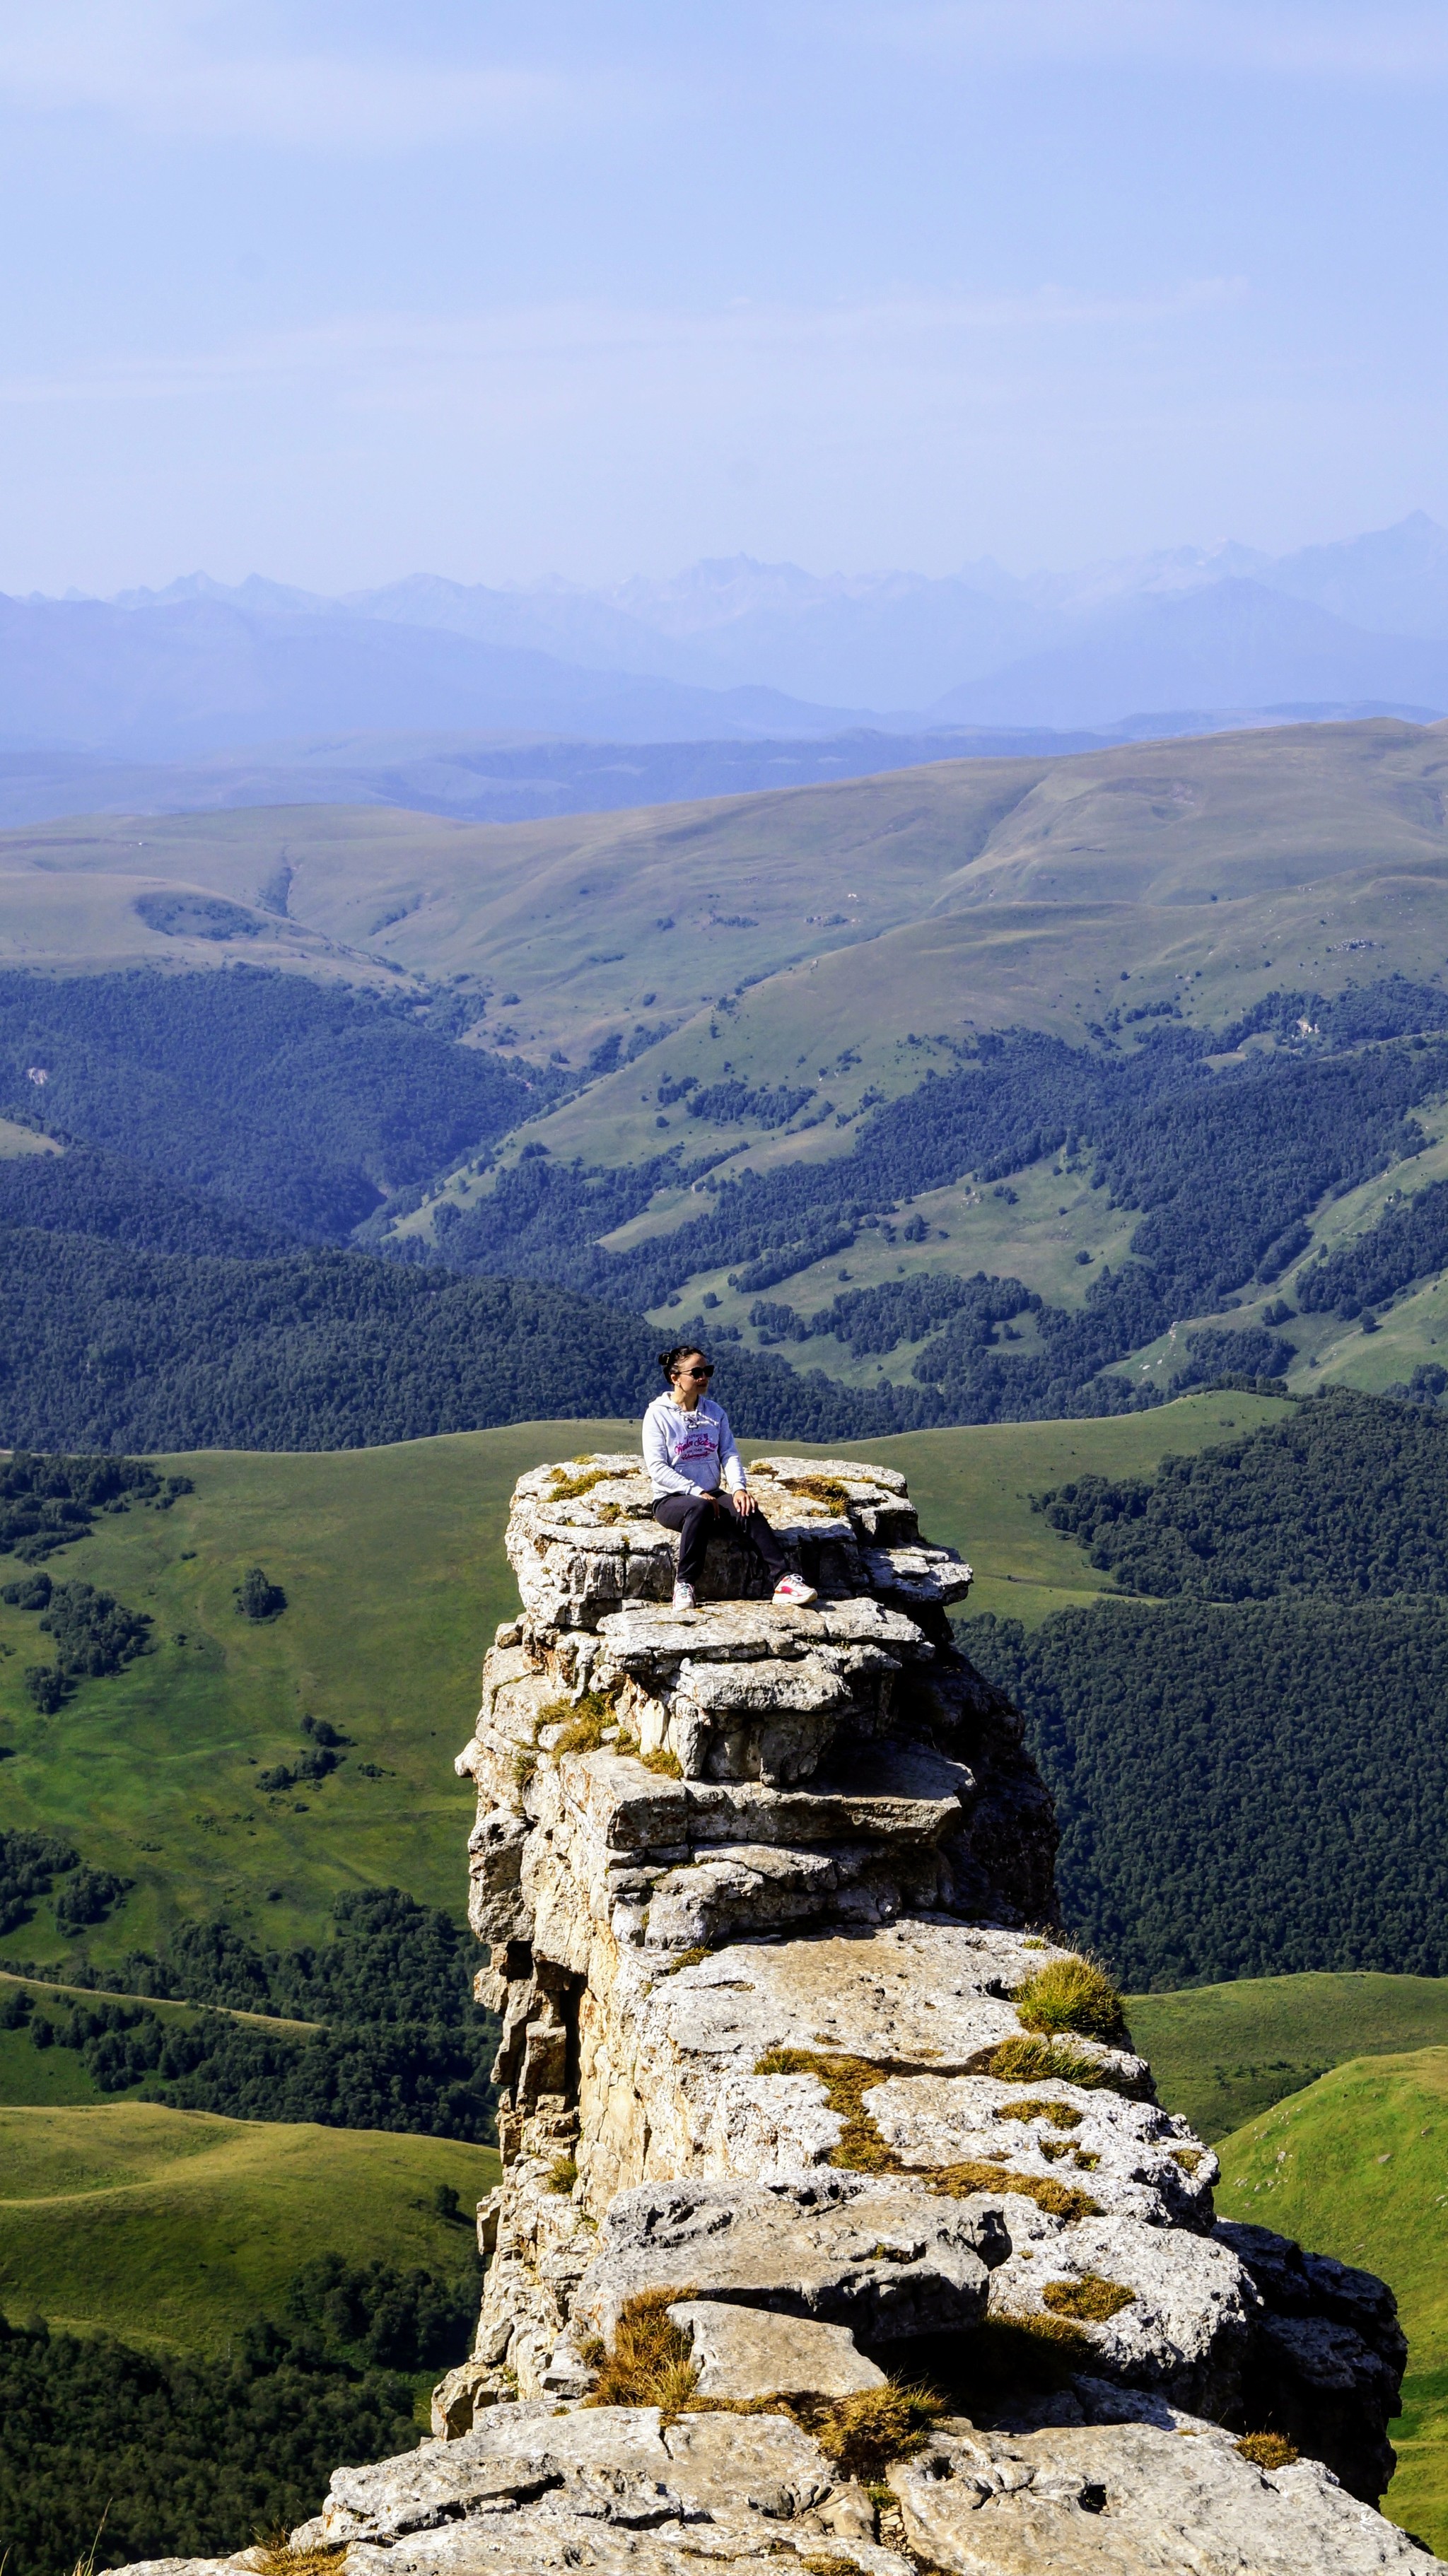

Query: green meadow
[[1218, 2051, 1448, 2553], [1128, 1974, 1448, 2143], [0, 1393, 1280, 1967], [0, 2098, 498, 2354]]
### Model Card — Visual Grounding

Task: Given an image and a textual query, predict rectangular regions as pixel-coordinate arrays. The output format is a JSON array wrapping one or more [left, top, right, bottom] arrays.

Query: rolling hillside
[[13, 720, 1448, 1418], [0, 1398, 1271, 1972], [0, 2100, 497, 2353], [4, 717, 1448, 1070], [1217, 2053, 1448, 2553], [1129, 1974, 1448, 2143]]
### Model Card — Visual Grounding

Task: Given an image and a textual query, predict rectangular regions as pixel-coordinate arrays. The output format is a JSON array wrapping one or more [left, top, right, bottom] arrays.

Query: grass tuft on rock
[[994, 2096, 1082, 2131], [547, 1692, 619, 1756], [583, 2289, 699, 2413], [812, 2382, 943, 2483], [1013, 1957, 1128, 2047], [544, 2155, 578, 2195], [928, 2160, 1100, 2221], [1236, 2431, 1300, 2471], [974, 2034, 1117, 2090], [754, 2048, 897, 2171], [640, 1745, 684, 1778], [660, 1946, 712, 1977], [1040, 2271, 1135, 2322], [549, 1468, 613, 1501], [251, 2535, 347, 2576]]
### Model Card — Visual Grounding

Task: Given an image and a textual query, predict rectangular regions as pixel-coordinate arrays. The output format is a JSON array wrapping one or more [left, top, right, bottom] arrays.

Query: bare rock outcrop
[[112, 1453, 1437, 2576]]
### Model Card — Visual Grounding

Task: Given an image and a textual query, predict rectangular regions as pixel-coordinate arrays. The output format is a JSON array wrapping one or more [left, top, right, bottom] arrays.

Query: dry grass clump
[[928, 2161, 1100, 2222], [1236, 2431, 1300, 2471], [641, 1745, 684, 1777], [544, 2155, 578, 2194], [660, 1945, 713, 1977], [547, 1692, 619, 1755], [754, 2048, 897, 2172], [994, 2096, 1082, 2131], [755, 2047, 1107, 2211], [251, 2534, 347, 2576], [779, 1475, 854, 1511], [549, 1466, 612, 1501], [1040, 2273, 1135, 2323], [583, 2289, 699, 2413], [976, 2034, 1114, 2090], [1039, 2141, 1100, 2172], [1171, 2146, 1205, 2174], [812, 2382, 943, 2483], [1013, 1957, 1128, 2047]]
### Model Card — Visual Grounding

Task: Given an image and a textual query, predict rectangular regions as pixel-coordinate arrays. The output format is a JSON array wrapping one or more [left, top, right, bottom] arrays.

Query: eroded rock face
[[573, 2170, 1006, 2344], [107, 1453, 1434, 2576], [300, 2399, 906, 2576], [889, 2393, 1442, 2574]]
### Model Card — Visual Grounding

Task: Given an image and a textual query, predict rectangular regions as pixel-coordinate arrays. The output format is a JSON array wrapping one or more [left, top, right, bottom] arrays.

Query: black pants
[[653, 1491, 790, 1591]]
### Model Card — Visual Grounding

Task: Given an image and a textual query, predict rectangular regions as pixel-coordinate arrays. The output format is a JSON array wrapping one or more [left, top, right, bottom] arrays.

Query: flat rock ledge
[[110, 1456, 1439, 2576]]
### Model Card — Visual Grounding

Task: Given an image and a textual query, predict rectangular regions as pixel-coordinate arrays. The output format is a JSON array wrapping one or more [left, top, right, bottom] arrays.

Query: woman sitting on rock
[[644, 1344, 817, 1612]]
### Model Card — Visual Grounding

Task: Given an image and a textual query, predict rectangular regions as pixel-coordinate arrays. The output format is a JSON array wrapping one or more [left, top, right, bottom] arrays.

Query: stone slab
[[301, 2399, 909, 2576], [864, 2067, 1218, 2230], [574, 2170, 1004, 2344], [889, 2413, 1442, 2574], [667, 2297, 887, 2400], [636, 1919, 1148, 2088], [984, 2212, 1256, 2417]]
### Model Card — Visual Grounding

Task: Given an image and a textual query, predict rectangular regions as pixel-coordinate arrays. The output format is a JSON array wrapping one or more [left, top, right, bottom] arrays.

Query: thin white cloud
[[0, 1, 598, 148], [860, 1, 1448, 79], [0, 279, 1247, 408]]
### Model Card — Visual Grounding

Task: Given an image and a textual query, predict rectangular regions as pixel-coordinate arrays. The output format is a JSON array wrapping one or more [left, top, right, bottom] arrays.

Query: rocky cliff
[[120, 1453, 1441, 2575]]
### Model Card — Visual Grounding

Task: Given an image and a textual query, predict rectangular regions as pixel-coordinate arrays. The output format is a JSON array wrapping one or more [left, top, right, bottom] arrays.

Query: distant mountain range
[[2, 513, 1447, 816]]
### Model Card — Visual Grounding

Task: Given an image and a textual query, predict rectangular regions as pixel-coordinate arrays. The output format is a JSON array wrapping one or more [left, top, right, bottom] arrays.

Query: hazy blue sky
[[1, 1, 1444, 592]]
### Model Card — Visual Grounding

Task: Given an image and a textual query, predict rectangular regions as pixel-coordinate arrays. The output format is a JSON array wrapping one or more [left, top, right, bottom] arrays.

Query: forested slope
[[9, 961, 1448, 1449], [0, 966, 539, 1238], [0, 1226, 897, 1451], [967, 1386, 1448, 1984], [1034, 1386, 1448, 1599]]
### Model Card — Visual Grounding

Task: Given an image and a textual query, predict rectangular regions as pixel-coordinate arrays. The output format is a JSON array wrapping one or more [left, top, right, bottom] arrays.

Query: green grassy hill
[[0, 2099, 498, 2353], [0, 1395, 1276, 1969], [1217, 2051, 1448, 2553], [1128, 1974, 1448, 2142], [0, 1417, 631, 1963], [8, 721, 1448, 1074]]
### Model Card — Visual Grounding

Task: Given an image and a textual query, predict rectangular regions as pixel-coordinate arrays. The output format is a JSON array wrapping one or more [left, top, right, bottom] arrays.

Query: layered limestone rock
[[116, 1452, 1437, 2576]]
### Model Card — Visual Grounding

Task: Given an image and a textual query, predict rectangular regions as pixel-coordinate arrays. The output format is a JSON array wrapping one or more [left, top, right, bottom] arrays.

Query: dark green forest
[[431, 1017, 1447, 1420], [0, 1225, 901, 1450], [0, 2242, 481, 2576], [967, 1596, 1448, 1986], [8, 966, 1448, 1444], [961, 1386, 1448, 1983], [1034, 1387, 1448, 1599], [0, 966, 539, 1239]]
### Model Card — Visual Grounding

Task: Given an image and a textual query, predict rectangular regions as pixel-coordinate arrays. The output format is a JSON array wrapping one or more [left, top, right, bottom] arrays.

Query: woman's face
[[671, 1352, 712, 1407]]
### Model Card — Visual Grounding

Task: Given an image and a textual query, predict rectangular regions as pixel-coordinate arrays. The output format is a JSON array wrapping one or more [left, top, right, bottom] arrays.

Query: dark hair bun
[[658, 1342, 707, 1379]]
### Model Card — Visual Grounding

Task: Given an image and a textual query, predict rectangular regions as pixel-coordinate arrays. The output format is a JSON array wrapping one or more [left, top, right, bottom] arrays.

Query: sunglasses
[[680, 1364, 713, 1379]]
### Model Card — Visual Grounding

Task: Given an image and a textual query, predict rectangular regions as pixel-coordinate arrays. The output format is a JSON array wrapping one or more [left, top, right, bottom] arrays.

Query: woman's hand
[[730, 1488, 757, 1517]]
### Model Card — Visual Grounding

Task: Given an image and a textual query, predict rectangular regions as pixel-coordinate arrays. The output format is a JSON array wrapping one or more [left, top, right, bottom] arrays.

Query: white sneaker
[[671, 1580, 697, 1610], [772, 1575, 817, 1606]]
